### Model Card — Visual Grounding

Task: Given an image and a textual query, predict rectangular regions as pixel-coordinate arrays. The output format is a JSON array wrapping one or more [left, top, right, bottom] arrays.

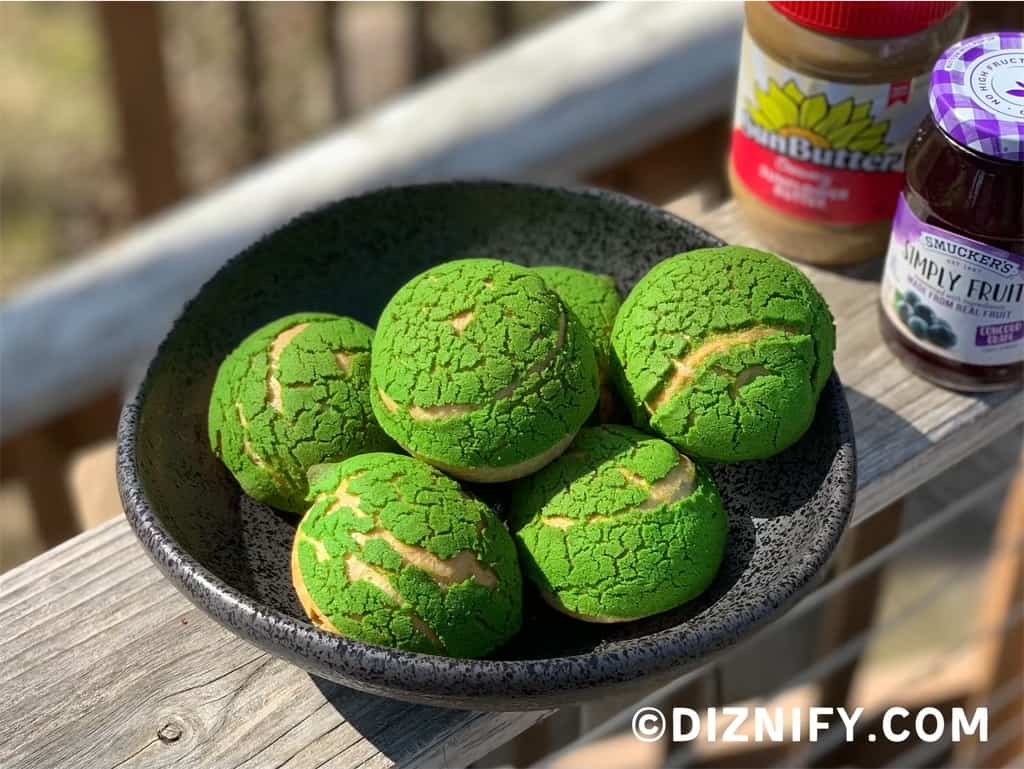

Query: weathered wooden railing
[[1, 3, 1021, 767]]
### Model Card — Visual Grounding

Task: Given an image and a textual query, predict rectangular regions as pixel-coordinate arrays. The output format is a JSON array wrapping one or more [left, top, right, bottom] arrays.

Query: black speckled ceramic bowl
[[118, 181, 855, 711]]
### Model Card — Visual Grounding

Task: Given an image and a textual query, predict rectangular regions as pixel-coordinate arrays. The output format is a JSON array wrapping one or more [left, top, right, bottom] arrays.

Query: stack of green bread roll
[[209, 248, 835, 658]]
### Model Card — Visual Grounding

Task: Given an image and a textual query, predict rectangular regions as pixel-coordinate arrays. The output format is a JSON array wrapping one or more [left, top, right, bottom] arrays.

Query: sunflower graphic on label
[[731, 33, 930, 225]]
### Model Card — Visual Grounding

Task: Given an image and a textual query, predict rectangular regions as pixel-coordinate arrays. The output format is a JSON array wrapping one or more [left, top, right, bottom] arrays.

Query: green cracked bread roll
[[611, 247, 835, 462], [208, 313, 394, 512], [509, 425, 727, 622], [534, 265, 622, 422], [291, 453, 522, 657], [370, 259, 600, 482]]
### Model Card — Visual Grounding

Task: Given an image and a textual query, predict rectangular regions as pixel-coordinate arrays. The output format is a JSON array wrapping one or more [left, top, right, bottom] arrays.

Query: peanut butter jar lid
[[769, 1, 958, 38], [930, 32, 1024, 162]]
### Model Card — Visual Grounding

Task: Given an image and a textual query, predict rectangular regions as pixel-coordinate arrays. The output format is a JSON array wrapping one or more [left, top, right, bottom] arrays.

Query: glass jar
[[880, 32, 1024, 391], [729, 1, 968, 265]]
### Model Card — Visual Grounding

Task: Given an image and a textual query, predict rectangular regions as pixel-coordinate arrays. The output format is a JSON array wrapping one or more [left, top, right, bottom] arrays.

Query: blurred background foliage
[[0, 2, 576, 296]]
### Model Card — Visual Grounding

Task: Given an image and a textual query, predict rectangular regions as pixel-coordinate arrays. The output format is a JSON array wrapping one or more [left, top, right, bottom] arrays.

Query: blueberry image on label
[[913, 304, 935, 325], [897, 301, 912, 325], [927, 319, 957, 349], [908, 316, 929, 339], [903, 290, 920, 308]]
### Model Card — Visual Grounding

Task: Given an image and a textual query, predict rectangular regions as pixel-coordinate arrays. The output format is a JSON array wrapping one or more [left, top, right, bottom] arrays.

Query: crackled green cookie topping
[[611, 247, 835, 462], [208, 313, 393, 512], [370, 259, 599, 481], [510, 425, 727, 622], [534, 266, 621, 375], [292, 453, 522, 657]]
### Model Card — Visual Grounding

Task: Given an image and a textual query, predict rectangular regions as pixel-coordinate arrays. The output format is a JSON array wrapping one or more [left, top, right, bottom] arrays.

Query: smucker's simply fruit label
[[731, 33, 931, 224], [882, 195, 1024, 366]]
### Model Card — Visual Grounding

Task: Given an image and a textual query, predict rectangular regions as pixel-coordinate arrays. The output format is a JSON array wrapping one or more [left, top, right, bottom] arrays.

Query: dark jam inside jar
[[880, 115, 1024, 391]]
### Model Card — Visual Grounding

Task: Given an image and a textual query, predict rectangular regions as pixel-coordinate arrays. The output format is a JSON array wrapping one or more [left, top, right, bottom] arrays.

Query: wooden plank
[[490, 2, 518, 43], [410, 3, 445, 80], [234, 3, 270, 161], [0, 1, 743, 439], [955, 464, 1024, 768], [815, 502, 904, 712], [321, 2, 351, 119], [587, 116, 731, 207], [3, 194, 1021, 767], [69, 441, 121, 530], [0, 390, 124, 548], [1, 430, 79, 547], [96, 3, 184, 218], [0, 520, 549, 769]]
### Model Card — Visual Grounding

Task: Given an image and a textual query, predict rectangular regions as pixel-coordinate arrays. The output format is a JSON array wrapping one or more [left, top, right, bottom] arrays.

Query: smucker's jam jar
[[730, 1, 968, 266], [880, 32, 1024, 391]]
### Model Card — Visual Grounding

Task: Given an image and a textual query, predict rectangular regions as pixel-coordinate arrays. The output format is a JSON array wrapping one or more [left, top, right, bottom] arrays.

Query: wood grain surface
[[0, 522, 550, 769], [1, 199, 1021, 769]]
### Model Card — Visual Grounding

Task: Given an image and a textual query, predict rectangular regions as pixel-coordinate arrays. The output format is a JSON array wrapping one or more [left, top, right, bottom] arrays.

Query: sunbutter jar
[[880, 32, 1024, 392], [729, 1, 968, 265]]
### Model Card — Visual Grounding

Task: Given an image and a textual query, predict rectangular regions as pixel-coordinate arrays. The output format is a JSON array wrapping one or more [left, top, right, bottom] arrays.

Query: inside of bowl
[[132, 182, 847, 661]]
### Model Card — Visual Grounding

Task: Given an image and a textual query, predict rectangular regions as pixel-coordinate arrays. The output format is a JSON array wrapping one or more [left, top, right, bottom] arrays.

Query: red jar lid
[[770, 2, 959, 38]]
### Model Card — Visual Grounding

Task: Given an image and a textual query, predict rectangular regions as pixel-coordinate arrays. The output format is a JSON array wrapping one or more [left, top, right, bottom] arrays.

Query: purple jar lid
[[930, 32, 1024, 162]]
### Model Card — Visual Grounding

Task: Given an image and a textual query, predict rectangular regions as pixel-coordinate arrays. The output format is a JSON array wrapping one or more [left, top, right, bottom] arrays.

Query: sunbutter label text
[[730, 33, 931, 225], [739, 112, 905, 173]]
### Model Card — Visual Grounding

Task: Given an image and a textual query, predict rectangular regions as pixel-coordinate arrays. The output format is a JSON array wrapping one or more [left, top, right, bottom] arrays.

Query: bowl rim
[[117, 179, 857, 702]]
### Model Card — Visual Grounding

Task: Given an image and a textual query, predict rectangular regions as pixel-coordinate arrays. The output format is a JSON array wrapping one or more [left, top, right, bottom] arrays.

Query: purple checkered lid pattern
[[930, 32, 1024, 161]]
